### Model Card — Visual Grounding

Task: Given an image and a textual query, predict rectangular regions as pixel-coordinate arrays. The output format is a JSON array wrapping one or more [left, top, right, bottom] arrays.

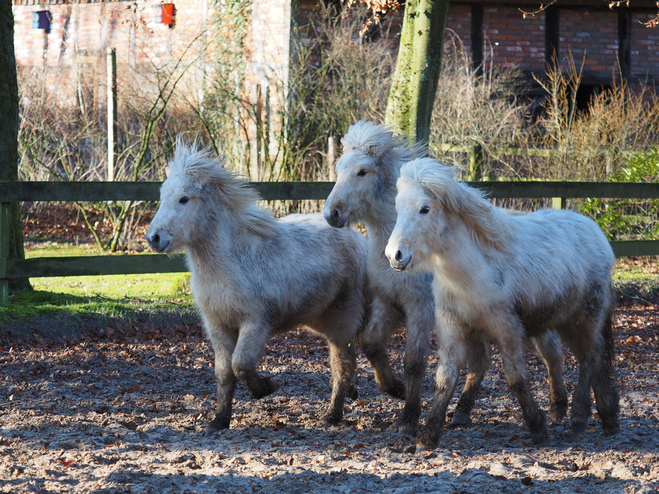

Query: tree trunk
[[0, 1, 31, 291], [385, 0, 450, 144]]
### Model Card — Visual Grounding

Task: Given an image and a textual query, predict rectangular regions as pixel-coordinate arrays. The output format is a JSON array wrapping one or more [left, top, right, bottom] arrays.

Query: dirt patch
[[0, 305, 657, 493]]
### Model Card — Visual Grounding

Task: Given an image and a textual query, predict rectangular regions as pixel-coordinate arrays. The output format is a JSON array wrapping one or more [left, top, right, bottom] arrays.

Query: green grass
[[2, 243, 195, 328]]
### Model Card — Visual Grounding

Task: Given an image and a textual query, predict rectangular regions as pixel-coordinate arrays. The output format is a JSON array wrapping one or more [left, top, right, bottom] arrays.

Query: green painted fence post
[[468, 144, 483, 182], [551, 197, 566, 209], [0, 202, 9, 306]]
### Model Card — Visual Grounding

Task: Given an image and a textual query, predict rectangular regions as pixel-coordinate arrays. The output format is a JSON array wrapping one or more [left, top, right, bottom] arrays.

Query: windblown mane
[[400, 158, 514, 251], [168, 137, 277, 237], [342, 121, 428, 182]]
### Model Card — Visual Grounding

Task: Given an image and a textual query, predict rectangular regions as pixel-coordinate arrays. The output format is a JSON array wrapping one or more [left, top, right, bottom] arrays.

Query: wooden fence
[[1, 180, 659, 306]]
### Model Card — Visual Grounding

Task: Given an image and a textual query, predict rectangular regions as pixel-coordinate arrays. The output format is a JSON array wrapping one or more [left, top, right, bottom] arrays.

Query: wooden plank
[[610, 240, 659, 258], [0, 181, 337, 202], [6, 254, 188, 279], [2, 180, 659, 201], [466, 181, 659, 199]]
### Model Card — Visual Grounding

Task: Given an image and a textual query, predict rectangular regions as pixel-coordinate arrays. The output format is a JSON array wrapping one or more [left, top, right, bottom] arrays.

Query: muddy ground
[[0, 301, 658, 494]]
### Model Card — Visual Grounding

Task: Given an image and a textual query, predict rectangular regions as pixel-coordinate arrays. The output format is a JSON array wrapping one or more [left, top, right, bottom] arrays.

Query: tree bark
[[0, 1, 31, 291], [385, 0, 450, 144]]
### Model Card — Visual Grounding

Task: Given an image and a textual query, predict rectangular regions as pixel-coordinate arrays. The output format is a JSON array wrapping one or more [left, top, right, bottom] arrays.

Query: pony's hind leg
[[531, 331, 568, 422], [497, 318, 549, 445], [361, 297, 406, 400], [206, 329, 238, 435], [398, 305, 433, 436], [232, 320, 279, 399], [450, 337, 491, 427], [592, 309, 619, 435], [324, 337, 358, 425]]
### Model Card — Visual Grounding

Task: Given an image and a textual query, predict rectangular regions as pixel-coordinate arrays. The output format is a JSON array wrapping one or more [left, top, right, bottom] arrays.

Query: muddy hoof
[[571, 421, 588, 434], [548, 401, 568, 423], [323, 410, 343, 425], [205, 416, 230, 436], [398, 421, 418, 437], [531, 431, 551, 446], [415, 428, 441, 451], [251, 378, 279, 399], [449, 413, 471, 428], [602, 421, 620, 436], [382, 379, 406, 400]]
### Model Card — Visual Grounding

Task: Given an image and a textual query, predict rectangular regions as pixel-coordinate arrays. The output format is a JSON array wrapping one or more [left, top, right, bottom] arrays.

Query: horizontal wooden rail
[[1, 180, 658, 202], [1, 179, 658, 306], [1, 241, 656, 280], [0, 181, 336, 202]]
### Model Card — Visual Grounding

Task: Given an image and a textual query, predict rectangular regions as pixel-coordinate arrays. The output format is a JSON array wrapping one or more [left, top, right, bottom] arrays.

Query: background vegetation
[[15, 1, 659, 250]]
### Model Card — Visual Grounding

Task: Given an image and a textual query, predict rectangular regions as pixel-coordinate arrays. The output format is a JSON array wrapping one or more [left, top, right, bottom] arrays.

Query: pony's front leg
[[361, 297, 406, 399], [450, 336, 491, 427], [531, 330, 568, 422], [398, 307, 433, 436], [233, 319, 279, 399], [416, 315, 466, 450], [206, 329, 237, 435]]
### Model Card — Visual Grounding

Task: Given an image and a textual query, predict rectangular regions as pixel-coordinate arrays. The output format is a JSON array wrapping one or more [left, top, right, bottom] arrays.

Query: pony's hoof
[[251, 378, 279, 399], [383, 380, 406, 400], [531, 432, 551, 447], [602, 422, 620, 436], [571, 421, 588, 434], [449, 413, 471, 428], [398, 421, 417, 437], [205, 418, 229, 436], [415, 428, 441, 451], [548, 402, 568, 423], [322, 411, 343, 426]]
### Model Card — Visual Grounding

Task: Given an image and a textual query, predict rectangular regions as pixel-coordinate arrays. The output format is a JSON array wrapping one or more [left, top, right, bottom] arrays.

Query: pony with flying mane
[[324, 121, 567, 436], [146, 139, 369, 433], [386, 157, 619, 450]]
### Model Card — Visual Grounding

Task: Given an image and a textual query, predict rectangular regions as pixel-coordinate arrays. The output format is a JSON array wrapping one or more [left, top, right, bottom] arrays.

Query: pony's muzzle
[[385, 244, 411, 272], [323, 204, 347, 228], [146, 230, 172, 253]]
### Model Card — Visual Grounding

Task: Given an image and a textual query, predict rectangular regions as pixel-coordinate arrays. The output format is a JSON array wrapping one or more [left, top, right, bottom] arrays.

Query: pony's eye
[[179, 196, 190, 205], [419, 205, 430, 214], [357, 169, 367, 177]]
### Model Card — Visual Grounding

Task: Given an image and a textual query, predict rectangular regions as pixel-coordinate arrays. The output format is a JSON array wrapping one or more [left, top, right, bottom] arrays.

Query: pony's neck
[[362, 192, 397, 250]]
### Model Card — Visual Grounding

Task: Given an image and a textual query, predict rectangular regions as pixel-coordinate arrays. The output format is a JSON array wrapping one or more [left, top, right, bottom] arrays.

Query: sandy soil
[[0, 301, 658, 494]]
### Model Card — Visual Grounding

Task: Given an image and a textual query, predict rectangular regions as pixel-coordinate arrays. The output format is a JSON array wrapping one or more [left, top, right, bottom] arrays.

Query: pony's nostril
[[152, 233, 160, 244], [331, 209, 340, 220], [395, 250, 403, 262]]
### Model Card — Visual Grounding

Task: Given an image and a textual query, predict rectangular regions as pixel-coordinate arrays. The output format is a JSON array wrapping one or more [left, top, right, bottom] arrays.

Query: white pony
[[324, 121, 566, 435], [146, 140, 369, 433], [386, 157, 619, 449]]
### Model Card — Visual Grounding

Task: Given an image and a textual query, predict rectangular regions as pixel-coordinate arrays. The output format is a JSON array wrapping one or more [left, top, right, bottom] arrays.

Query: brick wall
[[631, 11, 659, 82], [559, 9, 619, 80], [482, 6, 545, 72], [13, 0, 211, 106]]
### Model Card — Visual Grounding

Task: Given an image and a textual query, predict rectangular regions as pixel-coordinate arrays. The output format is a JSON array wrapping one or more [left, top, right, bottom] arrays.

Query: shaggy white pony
[[386, 157, 619, 450], [325, 121, 566, 437], [146, 139, 369, 433]]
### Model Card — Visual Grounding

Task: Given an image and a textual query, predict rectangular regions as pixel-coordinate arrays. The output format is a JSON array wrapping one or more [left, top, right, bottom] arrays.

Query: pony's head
[[146, 137, 273, 253], [386, 157, 508, 271], [324, 120, 427, 228]]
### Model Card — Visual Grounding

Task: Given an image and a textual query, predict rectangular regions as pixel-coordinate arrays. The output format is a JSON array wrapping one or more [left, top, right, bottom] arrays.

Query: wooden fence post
[[468, 144, 483, 181], [0, 202, 9, 306]]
